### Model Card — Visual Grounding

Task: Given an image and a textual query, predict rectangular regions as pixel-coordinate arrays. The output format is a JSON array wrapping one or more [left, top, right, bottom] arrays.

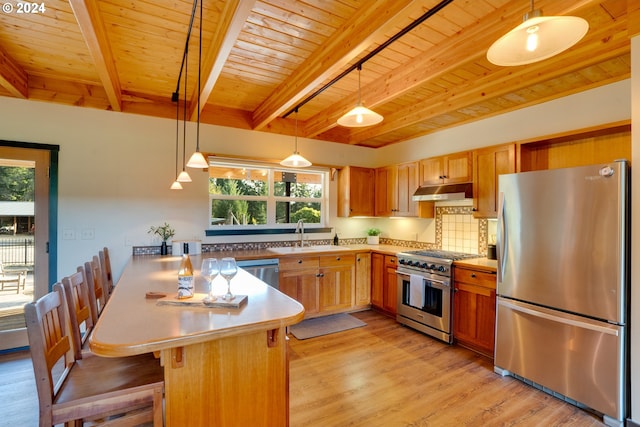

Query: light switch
[[62, 229, 75, 240], [80, 228, 95, 240]]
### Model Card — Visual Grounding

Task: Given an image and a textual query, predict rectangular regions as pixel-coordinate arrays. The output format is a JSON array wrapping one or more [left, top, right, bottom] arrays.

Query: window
[[208, 160, 328, 228]]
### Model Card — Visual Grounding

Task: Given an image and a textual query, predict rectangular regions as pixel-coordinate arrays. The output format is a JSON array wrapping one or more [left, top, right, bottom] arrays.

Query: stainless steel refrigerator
[[494, 160, 629, 427]]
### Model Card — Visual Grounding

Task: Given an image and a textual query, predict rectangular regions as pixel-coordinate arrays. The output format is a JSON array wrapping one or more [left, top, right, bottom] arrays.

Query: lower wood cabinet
[[354, 252, 371, 308], [279, 253, 355, 318], [371, 253, 397, 316], [453, 266, 497, 358]]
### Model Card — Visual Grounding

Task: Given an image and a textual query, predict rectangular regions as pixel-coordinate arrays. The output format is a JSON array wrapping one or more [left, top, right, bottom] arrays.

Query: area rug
[[289, 313, 366, 340]]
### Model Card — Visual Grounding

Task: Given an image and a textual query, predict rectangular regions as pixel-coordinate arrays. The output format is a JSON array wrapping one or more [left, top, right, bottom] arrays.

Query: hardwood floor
[[0, 310, 605, 427]]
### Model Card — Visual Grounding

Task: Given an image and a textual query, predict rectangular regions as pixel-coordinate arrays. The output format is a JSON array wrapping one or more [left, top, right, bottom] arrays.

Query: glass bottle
[[177, 243, 194, 299]]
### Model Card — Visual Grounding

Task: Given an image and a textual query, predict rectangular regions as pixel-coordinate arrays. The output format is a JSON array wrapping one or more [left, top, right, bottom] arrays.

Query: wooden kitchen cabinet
[[472, 144, 515, 218], [338, 166, 375, 217], [319, 254, 355, 313], [375, 161, 419, 217], [419, 151, 472, 185], [371, 253, 397, 316], [279, 257, 320, 316], [354, 252, 371, 308], [279, 253, 355, 318], [453, 266, 497, 358]]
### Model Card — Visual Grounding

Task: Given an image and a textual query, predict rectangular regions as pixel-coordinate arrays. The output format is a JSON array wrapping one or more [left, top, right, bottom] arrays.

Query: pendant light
[[337, 65, 383, 128], [280, 109, 311, 167], [486, 0, 588, 66], [177, 46, 191, 183], [170, 95, 183, 190], [186, 0, 209, 169]]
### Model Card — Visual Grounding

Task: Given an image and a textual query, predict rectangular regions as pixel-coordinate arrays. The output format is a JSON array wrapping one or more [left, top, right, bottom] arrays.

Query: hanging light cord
[[196, 0, 202, 152], [182, 41, 188, 171]]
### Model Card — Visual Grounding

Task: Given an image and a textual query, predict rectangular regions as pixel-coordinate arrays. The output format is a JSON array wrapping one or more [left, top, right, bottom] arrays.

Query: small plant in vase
[[148, 222, 175, 255], [366, 228, 381, 245]]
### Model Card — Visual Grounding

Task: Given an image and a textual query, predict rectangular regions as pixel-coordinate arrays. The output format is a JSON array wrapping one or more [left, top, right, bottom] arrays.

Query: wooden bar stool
[[24, 283, 164, 427], [84, 256, 106, 324], [99, 247, 114, 299]]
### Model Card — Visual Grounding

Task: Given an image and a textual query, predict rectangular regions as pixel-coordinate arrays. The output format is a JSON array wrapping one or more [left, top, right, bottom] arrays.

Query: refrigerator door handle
[[498, 298, 619, 336], [497, 191, 506, 283]]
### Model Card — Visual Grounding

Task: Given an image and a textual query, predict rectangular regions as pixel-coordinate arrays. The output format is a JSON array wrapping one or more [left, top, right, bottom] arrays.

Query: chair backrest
[[61, 269, 94, 359], [99, 247, 114, 298], [84, 256, 106, 324], [24, 283, 75, 421]]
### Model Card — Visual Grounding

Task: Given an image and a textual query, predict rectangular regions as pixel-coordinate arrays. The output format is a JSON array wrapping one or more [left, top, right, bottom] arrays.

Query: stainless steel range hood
[[412, 182, 473, 201]]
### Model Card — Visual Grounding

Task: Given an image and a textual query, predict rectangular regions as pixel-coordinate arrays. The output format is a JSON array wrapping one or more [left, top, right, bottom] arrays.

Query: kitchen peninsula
[[89, 255, 305, 427]]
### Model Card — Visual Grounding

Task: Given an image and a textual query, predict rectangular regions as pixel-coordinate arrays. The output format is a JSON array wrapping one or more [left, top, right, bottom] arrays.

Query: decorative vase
[[160, 241, 168, 255], [367, 235, 379, 245]]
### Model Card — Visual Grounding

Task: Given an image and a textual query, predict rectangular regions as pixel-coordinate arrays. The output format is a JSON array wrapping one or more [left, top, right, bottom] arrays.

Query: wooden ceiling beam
[[188, 0, 256, 121], [250, 0, 416, 131], [69, 0, 122, 111], [349, 24, 629, 144], [0, 44, 27, 98], [303, 0, 597, 138]]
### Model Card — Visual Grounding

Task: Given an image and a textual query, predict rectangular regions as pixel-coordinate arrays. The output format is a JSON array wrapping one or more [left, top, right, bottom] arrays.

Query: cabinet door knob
[[336, 257, 341, 261], [297, 259, 303, 264], [471, 273, 476, 278]]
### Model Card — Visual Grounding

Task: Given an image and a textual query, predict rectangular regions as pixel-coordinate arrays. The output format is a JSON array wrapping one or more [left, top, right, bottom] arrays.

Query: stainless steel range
[[396, 250, 478, 343]]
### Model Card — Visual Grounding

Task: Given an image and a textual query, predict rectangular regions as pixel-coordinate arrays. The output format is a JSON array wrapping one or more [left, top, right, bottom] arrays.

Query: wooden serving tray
[[156, 293, 248, 309]]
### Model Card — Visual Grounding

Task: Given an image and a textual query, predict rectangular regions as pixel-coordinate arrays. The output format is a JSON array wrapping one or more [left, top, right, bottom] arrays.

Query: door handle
[[498, 299, 619, 336]]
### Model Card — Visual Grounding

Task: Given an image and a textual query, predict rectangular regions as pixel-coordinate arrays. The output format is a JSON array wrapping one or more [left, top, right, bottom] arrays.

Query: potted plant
[[148, 222, 175, 255], [366, 228, 381, 245]]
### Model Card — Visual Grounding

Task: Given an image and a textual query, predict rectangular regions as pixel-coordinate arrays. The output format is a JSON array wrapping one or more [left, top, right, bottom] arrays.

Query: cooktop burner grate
[[399, 250, 479, 261]]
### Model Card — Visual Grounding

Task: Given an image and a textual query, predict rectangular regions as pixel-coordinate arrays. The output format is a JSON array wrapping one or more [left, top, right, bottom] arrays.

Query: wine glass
[[201, 258, 219, 303], [219, 257, 238, 301]]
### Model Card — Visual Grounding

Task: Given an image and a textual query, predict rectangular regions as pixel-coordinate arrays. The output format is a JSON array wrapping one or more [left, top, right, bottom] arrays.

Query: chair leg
[[153, 385, 164, 427]]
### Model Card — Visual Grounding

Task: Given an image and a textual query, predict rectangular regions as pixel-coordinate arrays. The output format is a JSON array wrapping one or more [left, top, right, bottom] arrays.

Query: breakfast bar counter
[[90, 254, 305, 427]]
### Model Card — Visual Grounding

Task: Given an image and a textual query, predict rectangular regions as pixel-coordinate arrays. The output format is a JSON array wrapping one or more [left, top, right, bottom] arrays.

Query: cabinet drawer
[[384, 256, 397, 269], [454, 267, 496, 289], [280, 257, 320, 271], [319, 254, 355, 267]]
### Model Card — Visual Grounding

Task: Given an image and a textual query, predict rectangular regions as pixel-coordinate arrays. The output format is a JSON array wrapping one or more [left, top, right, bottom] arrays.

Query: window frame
[[207, 159, 329, 230]]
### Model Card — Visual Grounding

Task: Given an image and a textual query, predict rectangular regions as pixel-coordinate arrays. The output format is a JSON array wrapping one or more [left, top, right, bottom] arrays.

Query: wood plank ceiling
[[0, 0, 630, 149]]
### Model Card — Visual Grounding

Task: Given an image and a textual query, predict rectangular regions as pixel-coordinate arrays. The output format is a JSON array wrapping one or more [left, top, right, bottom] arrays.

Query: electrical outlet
[[62, 229, 75, 240], [81, 228, 95, 240]]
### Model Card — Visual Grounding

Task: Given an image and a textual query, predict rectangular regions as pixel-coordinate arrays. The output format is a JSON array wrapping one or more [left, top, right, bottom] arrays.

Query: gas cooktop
[[398, 249, 480, 261]]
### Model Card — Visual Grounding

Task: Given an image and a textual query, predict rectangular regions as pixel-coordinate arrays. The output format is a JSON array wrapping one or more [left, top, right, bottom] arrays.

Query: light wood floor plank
[[0, 310, 605, 426]]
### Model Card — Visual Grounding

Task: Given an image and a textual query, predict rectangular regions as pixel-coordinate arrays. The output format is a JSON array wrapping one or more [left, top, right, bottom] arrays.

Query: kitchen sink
[[268, 245, 351, 255]]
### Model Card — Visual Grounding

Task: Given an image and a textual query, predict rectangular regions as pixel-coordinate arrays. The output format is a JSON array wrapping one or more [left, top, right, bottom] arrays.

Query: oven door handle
[[397, 272, 448, 290]]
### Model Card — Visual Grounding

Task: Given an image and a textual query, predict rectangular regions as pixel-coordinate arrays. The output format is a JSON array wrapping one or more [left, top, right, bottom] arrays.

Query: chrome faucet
[[295, 219, 305, 247]]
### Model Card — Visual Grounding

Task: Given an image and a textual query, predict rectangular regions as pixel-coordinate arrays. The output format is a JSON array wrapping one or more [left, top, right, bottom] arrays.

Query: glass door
[[0, 146, 50, 351]]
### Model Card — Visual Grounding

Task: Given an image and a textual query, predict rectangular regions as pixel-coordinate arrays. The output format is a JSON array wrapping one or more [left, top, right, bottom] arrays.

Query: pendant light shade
[[170, 180, 183, 190], [280, 109, 311, 168], [177, 170, 192, 182], [337, 104, 383, 127], [487, 3, 588, 66], [337, 65, 383, 128], [187, 151, 209, 168]]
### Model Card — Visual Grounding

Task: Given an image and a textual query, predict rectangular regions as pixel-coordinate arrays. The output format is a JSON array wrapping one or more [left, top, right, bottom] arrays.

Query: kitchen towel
[[409, 274, 425, 308]]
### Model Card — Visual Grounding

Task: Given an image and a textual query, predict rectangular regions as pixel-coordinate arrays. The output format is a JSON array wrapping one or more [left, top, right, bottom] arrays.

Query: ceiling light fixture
[[280, 109, 311, 167], [186, 0, 209, 169], [337, 65, 383, 128], [177, 37, 192, 183], [486, 0, 588, 66], [170, 94, 183, 190]]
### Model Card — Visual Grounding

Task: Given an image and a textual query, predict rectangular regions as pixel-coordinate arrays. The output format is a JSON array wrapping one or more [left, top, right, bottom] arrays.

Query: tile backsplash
[[436, 206, 487, 255]]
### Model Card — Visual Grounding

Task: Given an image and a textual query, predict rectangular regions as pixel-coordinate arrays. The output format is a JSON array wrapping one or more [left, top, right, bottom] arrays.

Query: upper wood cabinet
[[419, 152, 472, 186], [472, 144, 516, 218], [375, 161, 419, 217], [338, 166, 375, 217]]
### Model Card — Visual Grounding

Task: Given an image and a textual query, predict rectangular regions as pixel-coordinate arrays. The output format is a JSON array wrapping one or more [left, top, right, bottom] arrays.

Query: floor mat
[[289, 313, 366, 340]]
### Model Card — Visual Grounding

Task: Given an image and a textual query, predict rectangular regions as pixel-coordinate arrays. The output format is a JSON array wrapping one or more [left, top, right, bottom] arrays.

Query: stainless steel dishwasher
[[236, 258, 279, 290]]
